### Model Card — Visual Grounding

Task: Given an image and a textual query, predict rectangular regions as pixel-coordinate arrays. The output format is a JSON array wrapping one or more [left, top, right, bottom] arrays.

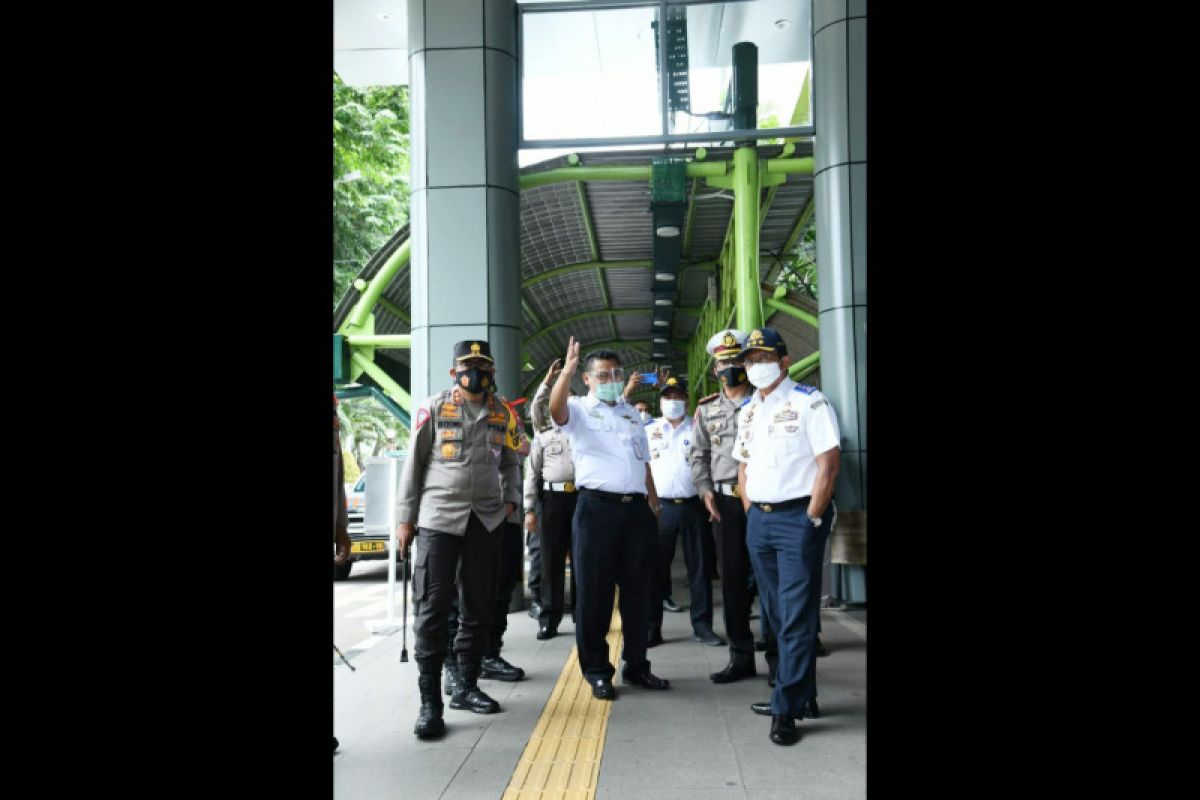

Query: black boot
[[449, 657, 501, 714], [480, 653, 525, 681], [414, 674, 446, 738], [647, 625, 664, 647], [443, 661, 464, 696]]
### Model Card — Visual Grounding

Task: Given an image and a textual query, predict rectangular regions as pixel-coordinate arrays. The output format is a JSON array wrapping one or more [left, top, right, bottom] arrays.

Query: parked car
[[334, 470, 408, 580]]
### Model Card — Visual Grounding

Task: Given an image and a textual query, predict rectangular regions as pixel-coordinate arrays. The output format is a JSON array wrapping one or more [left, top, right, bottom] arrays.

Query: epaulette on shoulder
[[793, 384, 818, 395], [697, 392, 720, 405]]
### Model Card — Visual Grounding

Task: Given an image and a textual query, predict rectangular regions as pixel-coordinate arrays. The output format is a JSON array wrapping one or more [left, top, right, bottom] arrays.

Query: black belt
[[579, 487, 646, 503], [660, 496, 699, 505], [752, 496, 811, 514]]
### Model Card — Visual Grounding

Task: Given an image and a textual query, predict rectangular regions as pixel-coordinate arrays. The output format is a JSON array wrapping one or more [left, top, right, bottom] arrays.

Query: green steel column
[[733, 145, 762, 331]]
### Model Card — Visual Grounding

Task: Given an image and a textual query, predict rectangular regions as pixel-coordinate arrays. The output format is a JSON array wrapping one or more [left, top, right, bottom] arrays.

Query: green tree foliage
[[776, 222, 818, 300], [334, 74, 411, 306], [337, 396, 411, 473]]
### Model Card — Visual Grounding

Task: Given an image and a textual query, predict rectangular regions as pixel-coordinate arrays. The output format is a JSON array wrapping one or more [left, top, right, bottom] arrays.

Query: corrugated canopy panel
[[615, 314, 652, 339], [586, 180, 653, 261], [605, 267, 651, 308], [677, 268, 711, 308], [520, 181, 594, 278], [335, 144, 821, 402], [526, 270, 605, 323]]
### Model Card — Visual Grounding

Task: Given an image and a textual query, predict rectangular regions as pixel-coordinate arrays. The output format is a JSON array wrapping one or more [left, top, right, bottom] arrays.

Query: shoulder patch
[[414, 407, 431, 431], [697, 393, 719, 405], [793, 384, 817, 395]]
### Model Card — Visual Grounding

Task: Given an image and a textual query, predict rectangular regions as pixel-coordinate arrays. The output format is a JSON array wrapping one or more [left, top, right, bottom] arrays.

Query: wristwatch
[[807, 513, 823, 527]]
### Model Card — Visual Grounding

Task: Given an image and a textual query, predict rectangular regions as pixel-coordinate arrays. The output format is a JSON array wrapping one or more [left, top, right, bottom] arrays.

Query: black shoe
[[621, 668, 670, 690], [528, 602, 543, 620], [692, 628, 727, 647], [449, 686, 501, 714], [663, 597, 682, 613], [646, 626, 664, 648], [754, 638, 768, 652], [770, 715, 799, 745], [591, 678, 617, 700], [750, 701, 772, 717], [333, 736, 339, 753], [806, 698, 820, 719], [443, 663, 464, 696], [815, 636, 830, 657], [415, 674, 446, 738], [536, 625, 558, 640], [480, 655, 525, 682], [710, 661, 756, 684]]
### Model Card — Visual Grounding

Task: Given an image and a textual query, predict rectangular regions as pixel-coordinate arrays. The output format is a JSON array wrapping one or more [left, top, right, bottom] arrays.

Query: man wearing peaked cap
[[690, 328, 781, 685], [732, 326, 841, 746], [395, 338, 524, 738], [647, 375, 724, 648]]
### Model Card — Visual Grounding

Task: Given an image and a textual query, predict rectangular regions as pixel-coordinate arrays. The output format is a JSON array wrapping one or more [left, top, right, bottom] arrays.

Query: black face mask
[[717, 365, 747, 387], [456, 367, 493, 394]]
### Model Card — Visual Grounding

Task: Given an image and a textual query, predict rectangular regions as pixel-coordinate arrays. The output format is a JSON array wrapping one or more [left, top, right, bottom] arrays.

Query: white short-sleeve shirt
[[733, 376, 841, 503], [647, 415, 698, 499], [556, 393, 651, 494]]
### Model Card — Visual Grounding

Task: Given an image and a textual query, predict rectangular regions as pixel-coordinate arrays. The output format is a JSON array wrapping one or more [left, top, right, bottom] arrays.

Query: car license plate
[[351, 541, 386, 553]]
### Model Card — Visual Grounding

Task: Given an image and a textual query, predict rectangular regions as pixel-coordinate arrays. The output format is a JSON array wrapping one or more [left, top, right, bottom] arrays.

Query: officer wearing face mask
[[689, 329, 779, 686], [523, 359, 579, 640], [633, 400, 653, 426], [646, 376, 724, 648], [733, 327, 841, 747], [396, 340, 523, 739], [549, 338, 671, 701]]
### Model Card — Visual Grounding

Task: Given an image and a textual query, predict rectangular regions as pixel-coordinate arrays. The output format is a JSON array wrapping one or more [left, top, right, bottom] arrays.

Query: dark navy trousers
[[572, 490, 657, 683], [746, 502, 833, 718], [650, 497, 713, 633]]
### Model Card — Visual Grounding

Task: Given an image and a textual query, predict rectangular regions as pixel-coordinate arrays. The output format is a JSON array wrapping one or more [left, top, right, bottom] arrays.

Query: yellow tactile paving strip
[[503, 601, 623, 800]]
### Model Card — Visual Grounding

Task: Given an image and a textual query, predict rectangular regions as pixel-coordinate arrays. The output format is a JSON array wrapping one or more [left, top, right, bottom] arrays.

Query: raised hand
[[542, 358, 562, 387], [563, 336, 581, 376]]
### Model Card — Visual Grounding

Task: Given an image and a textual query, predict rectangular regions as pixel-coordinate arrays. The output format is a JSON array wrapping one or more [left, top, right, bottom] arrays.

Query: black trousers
[[444, 519, 523, 659], [527, 526, 543, 599], [573, 490, 657, 683], [713, 493, 757, 662], [412, 513, 501, 670], [650, 497, 713, 633], [539, 490, 578, 628]]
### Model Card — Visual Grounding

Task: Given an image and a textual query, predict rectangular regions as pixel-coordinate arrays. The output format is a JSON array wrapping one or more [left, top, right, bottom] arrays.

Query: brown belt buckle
[[564, 481, 575, 492], [732, 485, 740, 498], [673, 498, 685, 504]]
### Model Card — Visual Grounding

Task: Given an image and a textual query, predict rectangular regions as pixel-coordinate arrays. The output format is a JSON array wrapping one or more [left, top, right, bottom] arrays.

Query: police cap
[[659, 375, 689, 396], [453, 340, 494, 363], [706, 329, 747, 360], [738, 327, 788, 358]]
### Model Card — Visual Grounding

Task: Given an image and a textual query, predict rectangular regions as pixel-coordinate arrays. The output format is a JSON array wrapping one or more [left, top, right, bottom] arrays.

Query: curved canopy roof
[[333, 143, 820, 406]]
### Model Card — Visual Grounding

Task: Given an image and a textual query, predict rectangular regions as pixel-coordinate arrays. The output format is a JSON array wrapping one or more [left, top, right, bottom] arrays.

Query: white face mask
[[661, 399, 686, 420], [638, 410, 651, 423], [747, 361, 782, 388]]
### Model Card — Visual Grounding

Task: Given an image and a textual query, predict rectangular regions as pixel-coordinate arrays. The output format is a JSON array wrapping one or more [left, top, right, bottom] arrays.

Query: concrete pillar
[[813, 0, 867, 601], [406, 0, 521, 402]]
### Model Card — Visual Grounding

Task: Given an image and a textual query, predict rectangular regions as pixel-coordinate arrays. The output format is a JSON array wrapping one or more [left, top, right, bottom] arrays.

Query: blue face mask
[[593, 381, 624, 403]]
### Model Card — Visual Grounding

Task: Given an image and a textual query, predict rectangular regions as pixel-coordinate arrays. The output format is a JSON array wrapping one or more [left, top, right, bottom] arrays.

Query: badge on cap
[[723, 331, 737, 349], [471, 342, 481, 355]]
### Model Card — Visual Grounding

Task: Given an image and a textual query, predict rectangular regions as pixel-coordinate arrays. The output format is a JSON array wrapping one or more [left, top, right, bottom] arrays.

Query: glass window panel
[[667, 0, 812, 138], [521, 6, 663, 141]]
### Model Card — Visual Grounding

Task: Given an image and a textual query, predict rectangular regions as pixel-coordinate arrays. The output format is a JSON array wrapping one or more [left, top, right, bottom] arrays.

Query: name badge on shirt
[[773, 407, 798, 422]]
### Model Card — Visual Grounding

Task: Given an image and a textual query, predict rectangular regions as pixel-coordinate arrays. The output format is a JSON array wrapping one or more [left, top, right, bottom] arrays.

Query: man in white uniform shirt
[[646, 375, 724, 648], [550, 338, 671, 700], [733, 327, 841, 747]]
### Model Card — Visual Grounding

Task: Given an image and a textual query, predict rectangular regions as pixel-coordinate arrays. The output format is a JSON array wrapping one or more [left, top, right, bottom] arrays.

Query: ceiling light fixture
[[653, 319, 669, 327], [655, 272, 676, 281], [654, 298, 672, 306], [655, 225, 681, 237]]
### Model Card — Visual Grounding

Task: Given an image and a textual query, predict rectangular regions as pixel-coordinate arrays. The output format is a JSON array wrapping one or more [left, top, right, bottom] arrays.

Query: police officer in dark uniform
[[524, 361, 579, 640], [396, 340, 523, 739], [549, 337, 671, 700], [733, 328, 841, 746], [690, 329, 778, 685]]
